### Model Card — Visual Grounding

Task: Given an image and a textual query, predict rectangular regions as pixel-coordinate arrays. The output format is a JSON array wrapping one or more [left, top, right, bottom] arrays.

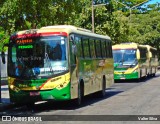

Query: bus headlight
[[10, 85, 20, 92]]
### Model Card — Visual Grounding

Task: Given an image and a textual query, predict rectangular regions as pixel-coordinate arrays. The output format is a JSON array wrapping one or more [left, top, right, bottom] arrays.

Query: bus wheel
[[152, 73, 155, 77], [75, 83, 83, 106], [138, 70, 142, 82], [98, 77, 106, 97]]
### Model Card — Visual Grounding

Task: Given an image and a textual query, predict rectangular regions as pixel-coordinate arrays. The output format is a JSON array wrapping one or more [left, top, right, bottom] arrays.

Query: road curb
[[0, 103, 15, 112]]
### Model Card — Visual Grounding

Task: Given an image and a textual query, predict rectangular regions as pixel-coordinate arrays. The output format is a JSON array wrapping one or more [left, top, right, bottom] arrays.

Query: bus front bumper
[[114, 72, 139, 80], [9, 83, 71, 104]]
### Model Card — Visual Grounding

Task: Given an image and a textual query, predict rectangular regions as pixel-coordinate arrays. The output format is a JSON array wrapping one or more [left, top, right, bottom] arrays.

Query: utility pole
[[92, 0, 106, 33], [92, 0, 94, 33]]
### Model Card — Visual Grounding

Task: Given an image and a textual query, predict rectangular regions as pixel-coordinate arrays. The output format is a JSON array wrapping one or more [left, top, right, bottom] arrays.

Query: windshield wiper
[[129, 59, 138, 68], [45, 53, 53, 73]]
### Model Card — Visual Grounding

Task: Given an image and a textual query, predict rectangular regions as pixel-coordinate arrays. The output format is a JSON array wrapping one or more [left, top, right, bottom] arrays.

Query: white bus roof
[[145, 45, 157, 51], [112, 42, 147, 49], [40, 25, 111, 40], [13, 25, 111, 40], [41, 25, 92, 33]]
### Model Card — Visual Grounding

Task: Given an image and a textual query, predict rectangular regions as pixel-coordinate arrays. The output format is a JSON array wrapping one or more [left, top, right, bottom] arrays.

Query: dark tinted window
[[95, 40, 101, 58], [83, 37, 90, 58]]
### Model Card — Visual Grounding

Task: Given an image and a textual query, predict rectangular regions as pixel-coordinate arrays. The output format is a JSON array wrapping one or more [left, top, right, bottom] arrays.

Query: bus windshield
[[113, 49, 137, 66], [8, 36, 68, 79]]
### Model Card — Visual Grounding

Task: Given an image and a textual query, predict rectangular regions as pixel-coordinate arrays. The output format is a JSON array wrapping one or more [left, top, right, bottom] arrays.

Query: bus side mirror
[[72, 45, 77, 55], [136, 50, 140, 60], [1, 51, 6, 64], [70, 34, 75, 42], [70, 34, 77, 55]]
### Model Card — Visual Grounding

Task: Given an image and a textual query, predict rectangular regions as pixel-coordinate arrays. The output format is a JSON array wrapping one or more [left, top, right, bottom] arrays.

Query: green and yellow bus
[[112, 42, 151, 80], [2, 25, 114, 106], [146, 45, 158, 77]]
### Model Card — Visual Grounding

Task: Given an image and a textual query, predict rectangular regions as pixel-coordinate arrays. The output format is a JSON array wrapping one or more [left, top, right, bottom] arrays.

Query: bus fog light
[[10, 85, 20, 92], [10, 85, 14, 89]]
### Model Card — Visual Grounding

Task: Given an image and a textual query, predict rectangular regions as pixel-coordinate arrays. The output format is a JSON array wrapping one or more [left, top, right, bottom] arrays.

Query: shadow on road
[[5, 88, 123, 115], [26, 90, 123, 113]]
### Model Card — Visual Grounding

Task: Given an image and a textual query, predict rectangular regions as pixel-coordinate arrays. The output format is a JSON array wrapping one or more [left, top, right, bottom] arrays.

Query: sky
[[144, 0, 160, 5], [140, 0, 160, 8]]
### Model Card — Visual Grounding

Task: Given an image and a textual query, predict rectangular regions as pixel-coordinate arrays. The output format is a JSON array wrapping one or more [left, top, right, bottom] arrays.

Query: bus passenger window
[[90, 39, 95, 58], [101, 40, 106, 58], [110, 42, 113, 57], [88, 39, 91, 58], [108, 42, 112, 58], [95, 40, 101, 58], [106, 42, 109, 57], [83, 38, 90, 58], [81, 38, 85, 58], [75, 36, 82, 57]]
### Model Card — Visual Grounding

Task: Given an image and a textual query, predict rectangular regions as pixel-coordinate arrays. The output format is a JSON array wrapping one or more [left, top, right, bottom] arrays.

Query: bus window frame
[[82, 36, 90, 59], [101, 40, 107, 58], [95, 39, 101, 58], [88, 39, 91, 58], [89, 38, 96, 58], [69, 33, 112, 60]]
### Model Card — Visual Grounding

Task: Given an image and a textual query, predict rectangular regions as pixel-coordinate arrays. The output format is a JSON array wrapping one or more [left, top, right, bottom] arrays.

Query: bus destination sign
[[16, 39, 33, 44]]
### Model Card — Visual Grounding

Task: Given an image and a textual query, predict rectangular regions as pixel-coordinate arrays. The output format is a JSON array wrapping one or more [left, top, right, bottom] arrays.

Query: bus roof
[[40, 25, 92, 33], [145, 45, 157, 51], [11, 25, 111, 40], [112, 42, 139, 50], [112, 42, 147, 50]]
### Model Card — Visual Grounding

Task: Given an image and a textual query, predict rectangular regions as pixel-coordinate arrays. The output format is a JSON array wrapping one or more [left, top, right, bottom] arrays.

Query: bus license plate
[[30, 92, 40, 96], [120, 77, 125, 79]]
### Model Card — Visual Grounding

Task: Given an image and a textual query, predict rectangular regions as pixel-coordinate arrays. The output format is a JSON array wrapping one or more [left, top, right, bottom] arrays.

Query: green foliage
[[0, 0, 160, 59], [0, 27, 9, 51]]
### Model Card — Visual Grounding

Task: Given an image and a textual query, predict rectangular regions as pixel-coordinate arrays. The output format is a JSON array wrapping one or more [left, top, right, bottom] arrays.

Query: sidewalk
[[0, 79, 15, 112]]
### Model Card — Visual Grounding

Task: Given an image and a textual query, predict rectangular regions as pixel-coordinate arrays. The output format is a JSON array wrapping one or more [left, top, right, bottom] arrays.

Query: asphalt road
[[0, 71, 160, 123]]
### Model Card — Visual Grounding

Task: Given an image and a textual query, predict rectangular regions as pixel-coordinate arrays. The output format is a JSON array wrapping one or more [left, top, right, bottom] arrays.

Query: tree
[[129, 9, 160, 59], [0, 0, 160, 59], [0, 26, 9, 51]]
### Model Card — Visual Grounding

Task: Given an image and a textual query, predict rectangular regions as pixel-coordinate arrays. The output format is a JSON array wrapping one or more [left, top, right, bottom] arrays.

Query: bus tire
[[138, 70, 142, 82], [98, 77, 106, 98], [152, 73, 155, 77], [75, 81, 84, 106]]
